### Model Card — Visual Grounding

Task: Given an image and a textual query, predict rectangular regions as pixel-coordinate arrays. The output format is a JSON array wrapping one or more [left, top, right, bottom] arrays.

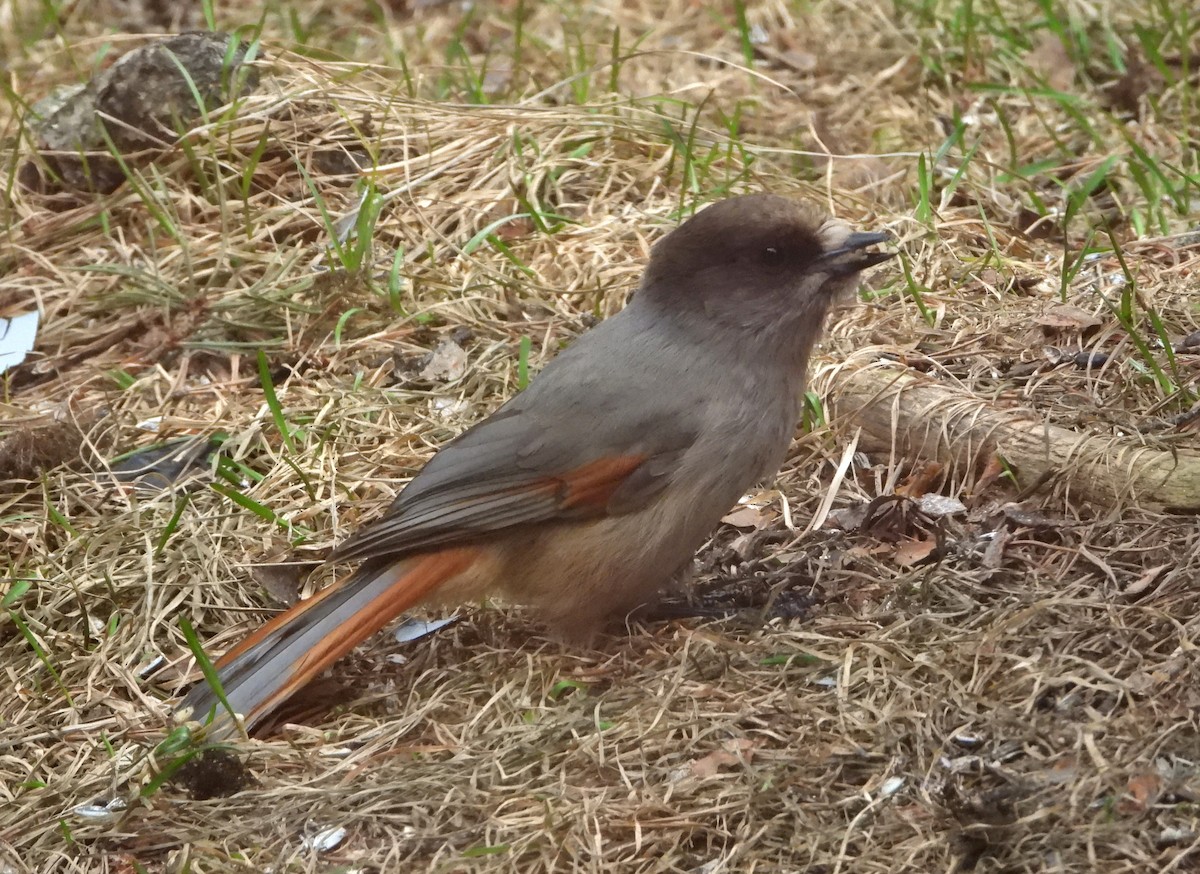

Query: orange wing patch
[[558, 454, 648, 512]]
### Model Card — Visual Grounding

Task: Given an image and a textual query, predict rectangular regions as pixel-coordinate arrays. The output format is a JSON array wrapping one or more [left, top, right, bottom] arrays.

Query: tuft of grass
[[8, 610, 74, 707], [179, 615, 242, 733], [897, 253, 936, 327], [154, 494, 191, 559], [801, 391, 826, 433], [1099, 230, 1189, 401], [516, 335, 533, 390], [733, 0, 755, 69], [256, 348, 298, 454]]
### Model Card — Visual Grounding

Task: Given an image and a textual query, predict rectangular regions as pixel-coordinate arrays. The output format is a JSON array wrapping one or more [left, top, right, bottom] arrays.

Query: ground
[[2, 0, 1199, 872]]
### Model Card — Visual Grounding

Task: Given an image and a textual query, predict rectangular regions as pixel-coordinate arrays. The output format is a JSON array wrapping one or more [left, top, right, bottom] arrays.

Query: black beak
[[817, 231, 895, 276]]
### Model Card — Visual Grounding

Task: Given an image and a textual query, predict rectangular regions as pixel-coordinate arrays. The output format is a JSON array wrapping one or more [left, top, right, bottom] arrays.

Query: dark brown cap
[[640, 194, 892, 312]]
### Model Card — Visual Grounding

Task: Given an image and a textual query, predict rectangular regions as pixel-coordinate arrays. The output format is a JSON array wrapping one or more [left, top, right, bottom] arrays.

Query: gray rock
[[21, 32, 261, 194]]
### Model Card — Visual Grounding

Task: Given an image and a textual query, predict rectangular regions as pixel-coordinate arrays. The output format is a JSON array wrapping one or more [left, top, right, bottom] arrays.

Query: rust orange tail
[[180, 547, 480, 736]]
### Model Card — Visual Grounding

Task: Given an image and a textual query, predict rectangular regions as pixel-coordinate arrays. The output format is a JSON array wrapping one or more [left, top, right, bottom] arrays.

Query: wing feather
[[331, 398, 695, 564]]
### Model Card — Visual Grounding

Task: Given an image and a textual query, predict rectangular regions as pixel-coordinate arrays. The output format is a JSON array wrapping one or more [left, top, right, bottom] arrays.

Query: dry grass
[[2, 0, 1200, 871]]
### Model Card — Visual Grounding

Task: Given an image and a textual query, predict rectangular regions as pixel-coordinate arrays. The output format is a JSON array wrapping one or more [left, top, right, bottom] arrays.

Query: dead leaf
[[915, 494, 966, 518], [1025, 32, 1075, 92], [690, 751, 736, 778], [250, 563, 308, 607], [981, 527, 1011, 570], [896, 461, 944, 498], [753, 44, 818, 74], [972, 454, 1008, 496], [721, 505, 772, 529], [728, 531, 765, 560], [777, 49, 818, 73], [1104, 51, 1164, 114], [846, 543, 894, 559], [825, 503, 869, 531], [419, 338, 468, 382], [1036, 304, 1102, 333], [857, 496, 914, 541], [1033, 755, 1079, 786], [1123, 564, 1169, 597], [1120, 772, 1162, 813], [690, 739, 757, 778], [893, 537, 937, 567], [845, 583, 890, 610]]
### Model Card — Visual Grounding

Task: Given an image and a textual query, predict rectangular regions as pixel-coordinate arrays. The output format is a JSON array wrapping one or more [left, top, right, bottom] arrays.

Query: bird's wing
[[329, 390, 698, 564]]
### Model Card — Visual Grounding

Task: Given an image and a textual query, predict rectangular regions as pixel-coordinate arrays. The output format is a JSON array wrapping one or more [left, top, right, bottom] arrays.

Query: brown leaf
[[972, 454, 1008, 496], [1105, 51, 1165, 114], [858, 496, 917, 542], [690, 739, 757, 778], [1036, 304, 1102, 333], [893, 537, 937, 567], [847, 543, 894, 559], [896, 461, 944, 498], [1025, 32, 1075, 92], [250, 562, 307, 607], [1123, 564, 1169, 597], [721, 505, 772, 529], [1120, 772, 1162, 813], [846, 583, 890, 610], [1042, 755, 1079, 785], [490, 212, 534, 242]]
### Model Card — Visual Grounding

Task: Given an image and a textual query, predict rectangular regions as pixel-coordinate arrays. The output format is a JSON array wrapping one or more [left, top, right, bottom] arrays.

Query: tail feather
[[180, 547, 480, 736]]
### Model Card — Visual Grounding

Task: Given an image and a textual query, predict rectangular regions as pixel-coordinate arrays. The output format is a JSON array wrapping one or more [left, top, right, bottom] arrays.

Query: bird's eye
[[761, 246, 785, 265]]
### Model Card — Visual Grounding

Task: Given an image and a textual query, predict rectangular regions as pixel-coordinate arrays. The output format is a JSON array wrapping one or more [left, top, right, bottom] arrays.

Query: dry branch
[[829, 364, 1200, 512]]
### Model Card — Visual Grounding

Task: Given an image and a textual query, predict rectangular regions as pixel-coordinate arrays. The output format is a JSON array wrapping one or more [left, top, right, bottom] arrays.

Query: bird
[[180, 193, 893, 735]]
